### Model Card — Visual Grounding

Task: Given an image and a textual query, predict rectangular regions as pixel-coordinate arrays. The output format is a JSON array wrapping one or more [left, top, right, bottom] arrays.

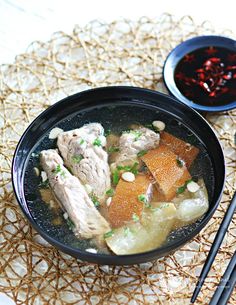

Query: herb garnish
[[112, 170, 120, 185], [122, 130, 142, 141], [138, 194, 147, 202], [93, 138, 102, 146], [108, 146, 120, 153], [145, 123, 154, 129], [137, 150, 147, 157], [39, 179, 49, 189], [138, 194, 151, 207], [105, 129, 111, 136], [60, 171, 66, 178], [91, 194, 100, 207], [131, 130, 142, 141], [176, 179, 193, 194], [66, 218, 75, 230], [132, 213, 139, 222], [117, 165, 130, 171], [104, 230, 115, 239], [176, 158, 184, 168], [124, 227, 131, 237], [79, 139, 85, 145], [52, 164, 61, 174], [72, 154, 83, 163], [151, 203, 170, 212], [52, 165, 66, 177], [130, 162, 139, 175], [116, 162, 139, 175], [122, 129, 131, 135], [112, 162, 139, 185], [176, 185, 186, 194], [106, 188, 114, 196]]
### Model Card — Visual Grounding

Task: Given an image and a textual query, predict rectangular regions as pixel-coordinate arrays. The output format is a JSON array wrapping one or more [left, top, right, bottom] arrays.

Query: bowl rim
[[12, 86, 226, 265], [163, 35, 236, 112]]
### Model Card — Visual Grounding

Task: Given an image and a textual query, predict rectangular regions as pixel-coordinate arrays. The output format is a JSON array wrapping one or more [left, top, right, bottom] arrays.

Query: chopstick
[[217, 266, 236, 305], [209, 251, 236, 305], [191, 192, 236, 303]]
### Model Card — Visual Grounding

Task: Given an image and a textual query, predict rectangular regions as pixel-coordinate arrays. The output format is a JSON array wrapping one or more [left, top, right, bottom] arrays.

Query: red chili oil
[[174, 47, 236, 106]]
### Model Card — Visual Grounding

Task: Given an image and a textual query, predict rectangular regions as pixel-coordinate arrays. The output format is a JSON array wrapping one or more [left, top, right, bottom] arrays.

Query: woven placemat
[[0, 14, 235, 305]]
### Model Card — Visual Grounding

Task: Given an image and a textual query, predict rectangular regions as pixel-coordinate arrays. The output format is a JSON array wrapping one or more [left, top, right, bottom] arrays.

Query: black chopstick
[[209, 250, 236, 305], [217, 267, 236, 305], [217, 266, 236, 305], [191, 192, 236, 303]]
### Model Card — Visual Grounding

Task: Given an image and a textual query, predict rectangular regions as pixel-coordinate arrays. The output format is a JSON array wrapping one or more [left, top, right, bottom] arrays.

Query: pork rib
[[40, 149, 110, 238]]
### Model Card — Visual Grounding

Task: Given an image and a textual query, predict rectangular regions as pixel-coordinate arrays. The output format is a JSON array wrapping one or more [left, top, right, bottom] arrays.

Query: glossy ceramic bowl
[[163, 35, 236, 112], [12, 86, 225, 265]]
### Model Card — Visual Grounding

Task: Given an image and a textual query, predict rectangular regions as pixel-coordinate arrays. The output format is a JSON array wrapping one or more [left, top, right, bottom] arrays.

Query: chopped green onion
[[116, 162, 139, 175], [137, 150, 147, 157], [145, 123, 160, 133], [52, 164, 61, 174], [150, 206, 160, 212], [145, 123, 154, 129], [117, 165, 131, 171], [138, 194, 147, 203], [79, 139, 85, 145], [160, 203, 170, 208], [138, 194, 151, 208], [71, 154, 83, 163], [176, 185, 186, 194], [104, 230, 115, 239], [39, 179, 49, 189], [122, 130, 142, 141], [131, 130, 142, 141], [176, 179, 193, 194], [106, 188, 114, 196], [93, 201, 100, 207], [91, 194, 100, 207], [151, 203, 170, 212], [52, 165, 66, 178], [105, 129, 111, 136], [117, 165, 127, 170], [66, 218, 75, 230], [122, 129, 131, 135], [132, 213, 139, 222], [124, 227, 131, 237], [60, 171, 66, 178], [176, 158, 184, 168], [130, 162, 139, 175], [108, 146, 120, 153], [112, 170, 120, 185], [93, 138, 102, 146]]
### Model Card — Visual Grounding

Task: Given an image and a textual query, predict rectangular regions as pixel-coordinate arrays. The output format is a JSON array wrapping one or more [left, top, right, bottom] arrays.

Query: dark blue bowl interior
[[12, 87, 225, 265], [163, 35, 236, 112]]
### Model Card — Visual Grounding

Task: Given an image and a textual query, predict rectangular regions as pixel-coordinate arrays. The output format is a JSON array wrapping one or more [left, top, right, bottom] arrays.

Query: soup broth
[[24, 104, 214, 255]]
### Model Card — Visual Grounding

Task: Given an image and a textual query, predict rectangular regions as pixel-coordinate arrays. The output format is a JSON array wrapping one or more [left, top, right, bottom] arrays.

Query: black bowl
[[163, 35, 236, 112], [12, 86, 225, 265]]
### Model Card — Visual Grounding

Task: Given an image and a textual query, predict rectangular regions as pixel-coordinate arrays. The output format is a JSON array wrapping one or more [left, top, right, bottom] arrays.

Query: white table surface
[[1, 0, 236, 65], [0, 1, 235, 304]]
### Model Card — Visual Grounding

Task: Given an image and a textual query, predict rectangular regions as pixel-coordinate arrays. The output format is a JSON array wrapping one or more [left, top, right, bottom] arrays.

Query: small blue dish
[[163, 35, 236, 112]]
